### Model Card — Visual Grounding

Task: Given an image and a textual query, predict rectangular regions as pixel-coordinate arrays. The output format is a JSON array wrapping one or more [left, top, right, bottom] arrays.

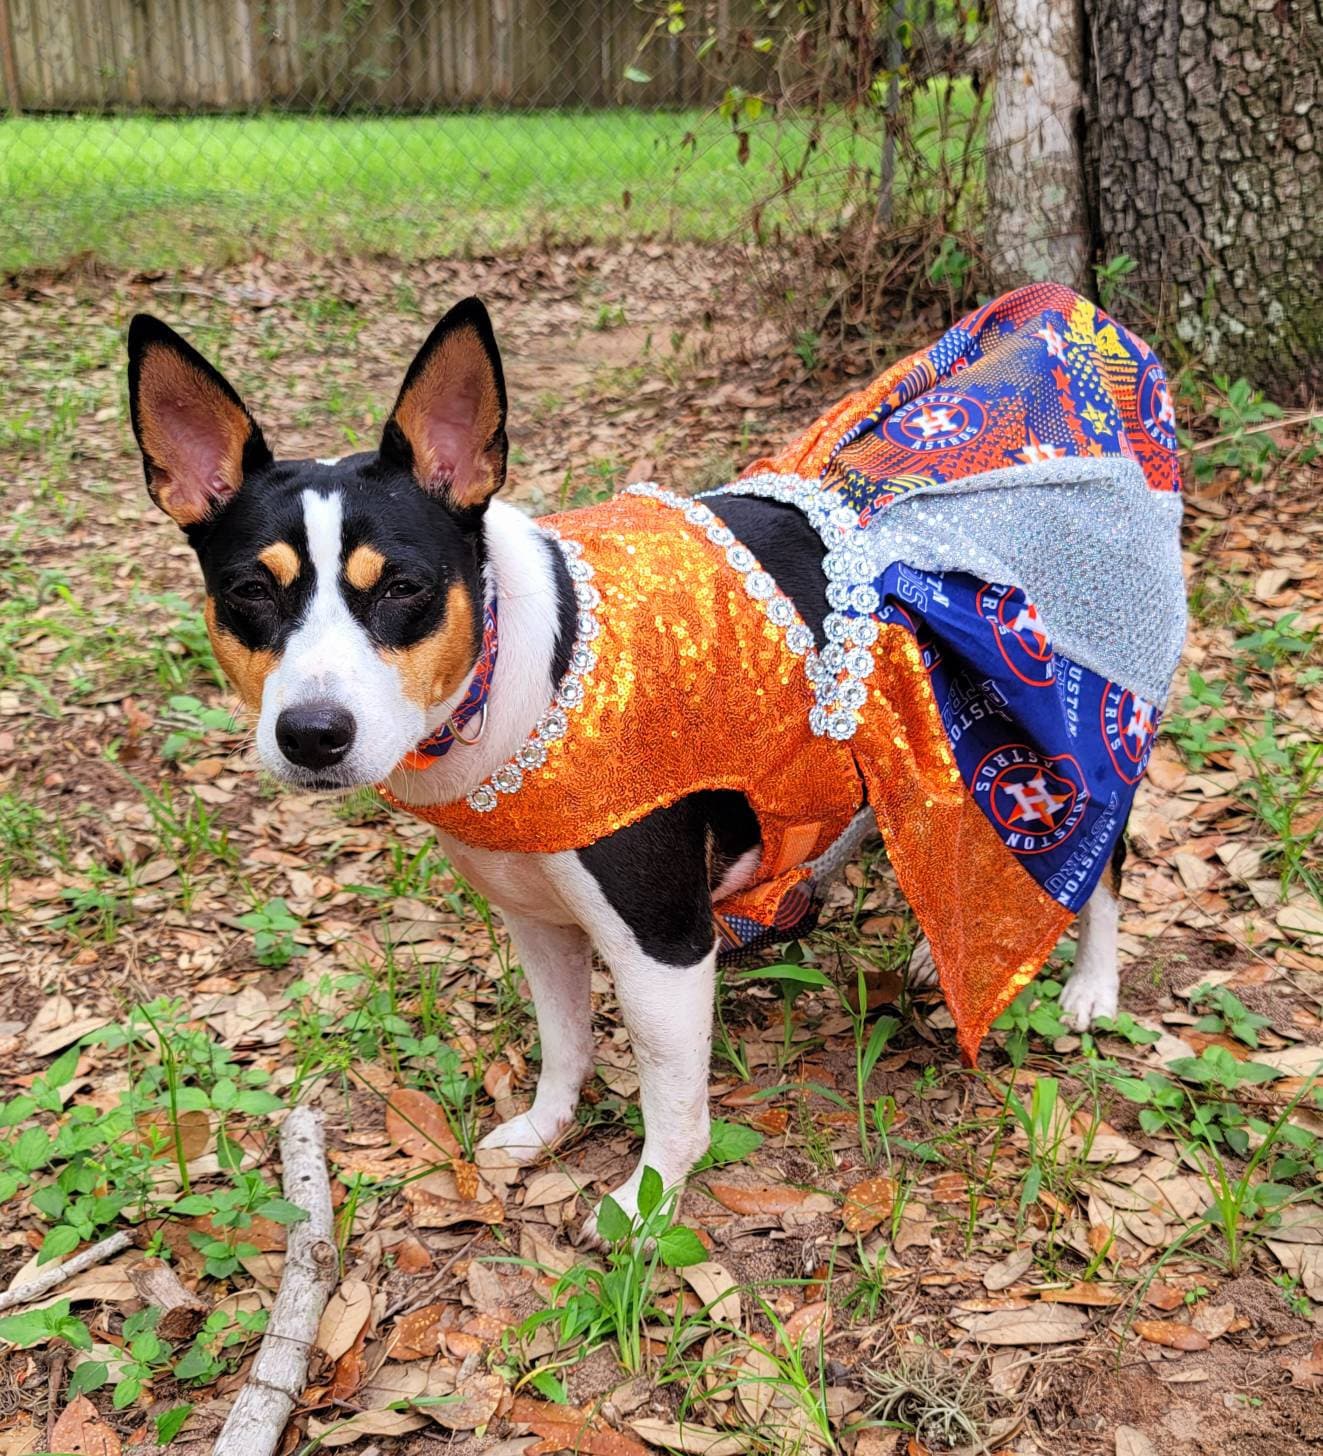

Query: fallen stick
[[0, 1229, 134, 1314], [213, 1107, 337, 1456]]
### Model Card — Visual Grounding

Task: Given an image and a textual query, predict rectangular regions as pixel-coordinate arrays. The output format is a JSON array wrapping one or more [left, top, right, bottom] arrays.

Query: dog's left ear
[[381, 297, 508, 511]]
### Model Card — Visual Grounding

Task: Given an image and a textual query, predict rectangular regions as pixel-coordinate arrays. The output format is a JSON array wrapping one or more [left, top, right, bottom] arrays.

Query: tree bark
[[1087, 0, 1322, 401], [984, 0, 1091, 295]]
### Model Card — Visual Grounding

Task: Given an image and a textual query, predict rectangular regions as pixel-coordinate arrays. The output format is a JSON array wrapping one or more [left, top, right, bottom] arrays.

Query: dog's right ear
[[127, 315, 271, 529]]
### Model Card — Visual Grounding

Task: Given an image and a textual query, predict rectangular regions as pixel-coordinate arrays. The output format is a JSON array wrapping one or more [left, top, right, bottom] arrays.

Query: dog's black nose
[[275, 704, 355, 770]]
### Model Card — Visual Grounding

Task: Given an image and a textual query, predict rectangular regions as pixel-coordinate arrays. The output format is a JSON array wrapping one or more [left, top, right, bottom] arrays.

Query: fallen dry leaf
[[429, 1370, 506, 1430], [707, 1183, 822, 1216], [1279, 1339, 1323, 1389], [316, 1277, 373, 1361], [305, 1410, 428, 1446], [386, 1086, 462, 1162], [842, 1176, 896, 1234], [134, 1106, 210, 1161], [982, 1247, 1033, 1292], [1115, 1427, 1160, 1456], [404, 1166, 504, 1227], [782, 1299, 831, 1348], [952, 1304, 1088, 1345], [630, 1418, 749, 1455], [1039, 1282, 1122, 1307], [1132, 1320, 1210, 1352], [49, 1395, 122, 1456], [389, 1301, 454, 1360], [681, 1262, 741, 1327], [510, 1396, 650, 1456]]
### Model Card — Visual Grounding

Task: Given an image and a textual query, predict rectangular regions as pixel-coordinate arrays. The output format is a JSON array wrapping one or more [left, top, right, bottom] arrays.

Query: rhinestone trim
[[625, 478, 872, 740], [463, 527, 599, 813], [696, 471, 884, 742]]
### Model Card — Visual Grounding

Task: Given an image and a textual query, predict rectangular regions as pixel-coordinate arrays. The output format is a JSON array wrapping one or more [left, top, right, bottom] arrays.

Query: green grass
[[1, 108, 862, 272], [0, 87, 979, 273]]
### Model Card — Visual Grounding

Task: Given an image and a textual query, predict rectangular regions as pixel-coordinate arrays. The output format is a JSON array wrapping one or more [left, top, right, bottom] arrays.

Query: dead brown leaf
[[707, 1183, 822, 1216], [389, 1301, 454, 1360], [510, 1396, 650, 1456], [386, 1086, 462, 1162], [842, 1176, 896, 1234], [49, 1396, 122, 1456], [952, 1304, 1088, 1345], [1132, 1320, 1210, 1352], [315, 1277, 372, 1361], [430, 1370, 506, 1430]]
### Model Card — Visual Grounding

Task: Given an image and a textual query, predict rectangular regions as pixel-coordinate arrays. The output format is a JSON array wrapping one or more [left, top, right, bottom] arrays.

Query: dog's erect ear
[[127, 315, 271, 529], [380, 297, 508, 511]]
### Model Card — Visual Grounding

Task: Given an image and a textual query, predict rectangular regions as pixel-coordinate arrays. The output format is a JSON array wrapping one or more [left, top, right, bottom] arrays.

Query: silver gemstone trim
[[464, 527, 599, 813], [625, 478, 875, 741], [694, 469, 897, 742]]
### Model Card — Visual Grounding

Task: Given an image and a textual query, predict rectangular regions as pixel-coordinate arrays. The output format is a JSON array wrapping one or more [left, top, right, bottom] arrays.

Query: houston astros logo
[[1137, 362, 1178, 450], [883, 390, 986, 452], [978, 583, 1054, 686], [1101, 684, 1158, 784], [974, 745, 1089, 854]]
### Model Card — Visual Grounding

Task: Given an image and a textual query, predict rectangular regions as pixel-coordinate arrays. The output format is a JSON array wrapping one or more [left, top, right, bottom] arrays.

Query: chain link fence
[[0, 1, 979, 276]]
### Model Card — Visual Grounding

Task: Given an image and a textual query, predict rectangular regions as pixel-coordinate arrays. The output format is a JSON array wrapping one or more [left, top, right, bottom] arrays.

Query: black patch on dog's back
[[544, 533, 577, 690], [707, 495, 828, 645]]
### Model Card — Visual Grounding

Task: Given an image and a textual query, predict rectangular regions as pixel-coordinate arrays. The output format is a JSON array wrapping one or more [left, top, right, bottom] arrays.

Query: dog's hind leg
[[1059, 836, 1126, 1030], [477, 913, 594, 1163]]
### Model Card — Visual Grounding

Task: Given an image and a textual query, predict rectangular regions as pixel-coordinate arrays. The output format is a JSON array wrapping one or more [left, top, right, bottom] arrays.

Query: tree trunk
[[984, 0, 1091, 295], [1087, 0, 1322, 401]]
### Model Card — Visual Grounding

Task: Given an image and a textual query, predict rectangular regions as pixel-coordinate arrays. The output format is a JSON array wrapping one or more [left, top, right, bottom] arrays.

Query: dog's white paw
[[476, 1106, 573, 1166], [1058, 972, 1118, 1032], [907, 937, 939, 989]]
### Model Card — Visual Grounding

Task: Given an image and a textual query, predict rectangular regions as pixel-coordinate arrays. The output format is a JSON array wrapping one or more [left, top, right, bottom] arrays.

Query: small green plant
[[174, 1168, 308, 1279], [928, 236, 974, 297], [158, 694, 239, 761], [1188, 983, 1271, 1048], [516, 1167, 706, 1373], [1095, 253, 1138, 312], [237, 897, 305, 967], [793, 328, 821, 371], [1190, 376, 1285, 483], [1166, 672, 1231, 767], [593, 302, 628, 330]]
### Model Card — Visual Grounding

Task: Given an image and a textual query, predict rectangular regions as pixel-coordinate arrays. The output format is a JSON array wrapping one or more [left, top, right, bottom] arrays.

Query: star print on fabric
[[1003, 772, 1070, 827], [1035, 320, 1066, 359], [1015, 429, 1067, 465]]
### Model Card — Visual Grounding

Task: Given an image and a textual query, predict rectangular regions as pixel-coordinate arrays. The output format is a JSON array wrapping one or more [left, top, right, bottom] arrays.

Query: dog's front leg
[[477, 912, 594, 1163], [583, 941, 716, 1240]]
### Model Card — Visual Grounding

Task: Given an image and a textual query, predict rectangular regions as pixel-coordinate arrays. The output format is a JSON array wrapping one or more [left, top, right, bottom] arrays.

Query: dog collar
[[400, 598, 498, 771]]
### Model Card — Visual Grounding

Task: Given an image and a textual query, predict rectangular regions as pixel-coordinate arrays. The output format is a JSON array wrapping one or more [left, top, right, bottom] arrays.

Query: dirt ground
[[0, 245, 1320, 1456]]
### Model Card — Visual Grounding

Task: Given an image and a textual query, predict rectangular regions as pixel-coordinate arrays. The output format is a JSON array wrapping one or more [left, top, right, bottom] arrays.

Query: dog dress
[[387, 284, 1186, 1061]]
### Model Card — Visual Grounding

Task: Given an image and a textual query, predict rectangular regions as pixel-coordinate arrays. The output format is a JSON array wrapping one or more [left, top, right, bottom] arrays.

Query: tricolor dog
[[127, 286, 1185, 1233]]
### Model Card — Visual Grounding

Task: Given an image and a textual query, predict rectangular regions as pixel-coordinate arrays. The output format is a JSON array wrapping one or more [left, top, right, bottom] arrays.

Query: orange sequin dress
[[387, 285, 1183, 1062]]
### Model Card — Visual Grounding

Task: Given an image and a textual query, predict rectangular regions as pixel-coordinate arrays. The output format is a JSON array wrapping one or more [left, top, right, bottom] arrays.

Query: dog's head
[[127, 299, 507, 789]]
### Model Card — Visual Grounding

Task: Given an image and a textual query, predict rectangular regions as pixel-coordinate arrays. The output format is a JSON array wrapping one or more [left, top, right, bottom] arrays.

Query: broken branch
[[0, 1229, 134, 1313], [212, 1107, 337, 1456]]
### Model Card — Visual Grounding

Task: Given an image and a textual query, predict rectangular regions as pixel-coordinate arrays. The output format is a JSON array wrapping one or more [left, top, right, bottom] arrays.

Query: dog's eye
[[382, 579, 426, 601], [230, 579, 272, 603]]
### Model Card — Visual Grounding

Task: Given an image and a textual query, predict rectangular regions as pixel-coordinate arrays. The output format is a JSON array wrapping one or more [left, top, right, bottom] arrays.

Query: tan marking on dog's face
[[205, 597, 277, 709], [382, 582, 476, 707], [258, 541, 300, 587], [344, 543, 386, 592]]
